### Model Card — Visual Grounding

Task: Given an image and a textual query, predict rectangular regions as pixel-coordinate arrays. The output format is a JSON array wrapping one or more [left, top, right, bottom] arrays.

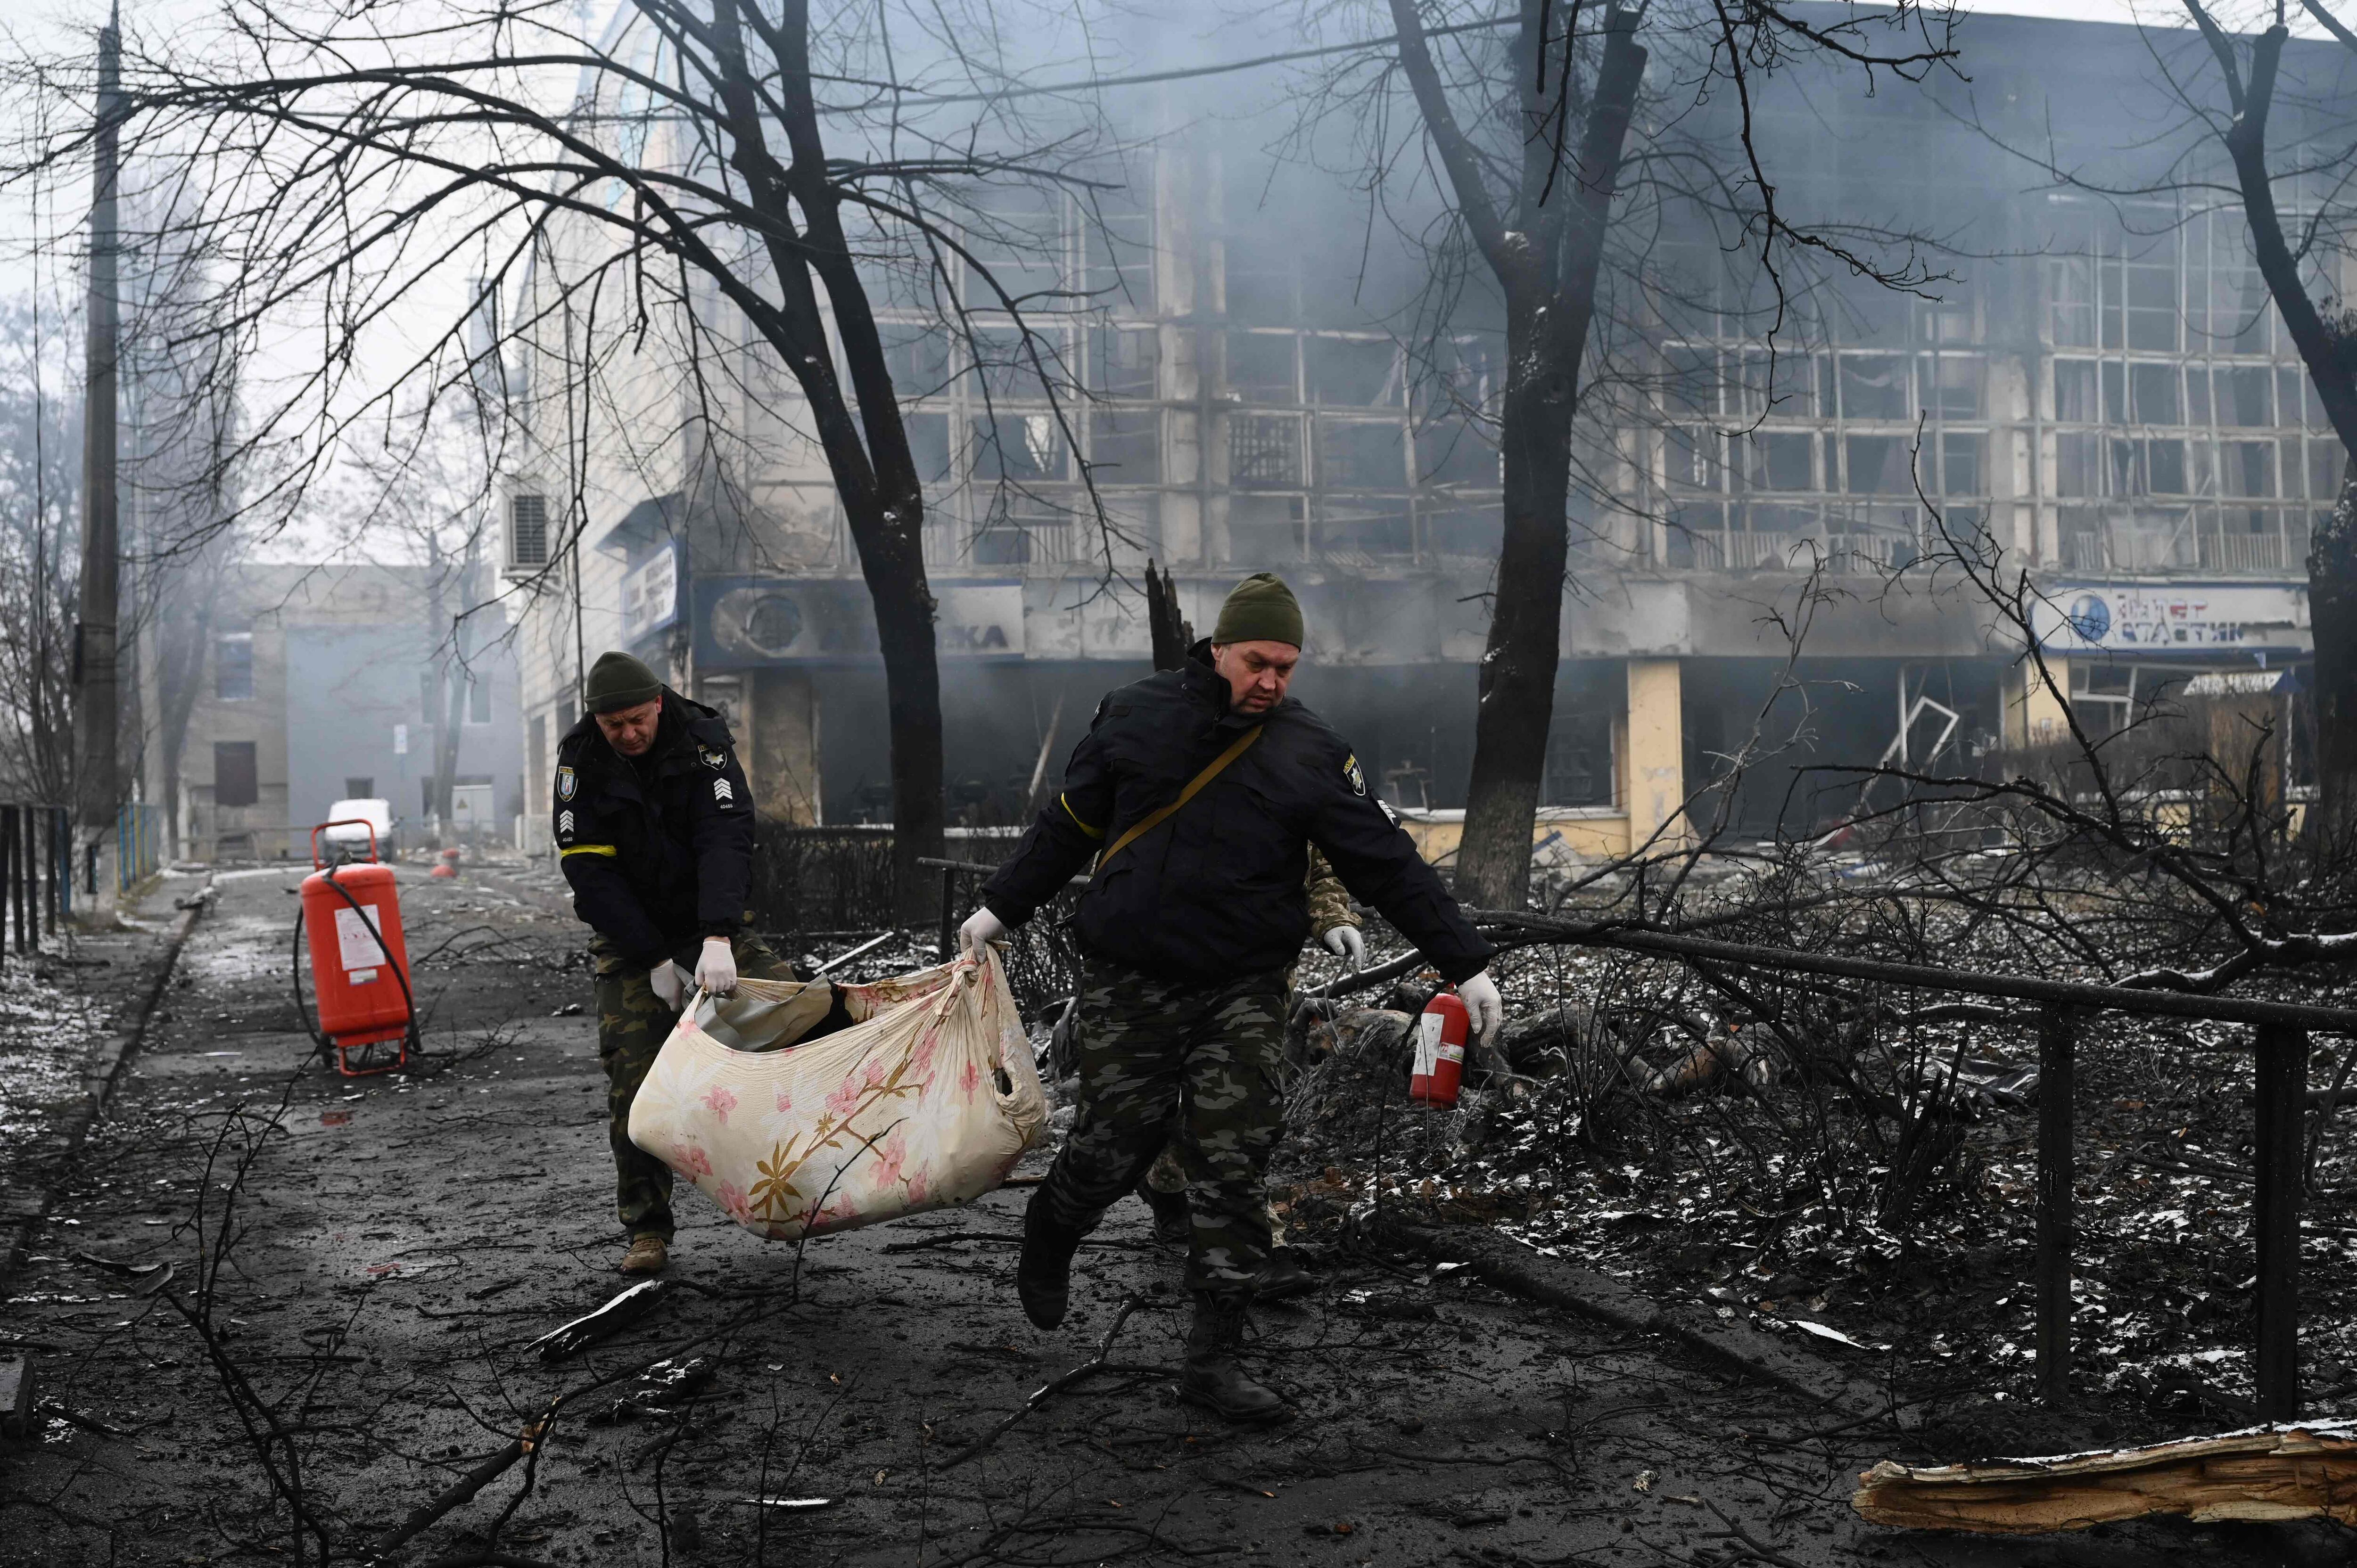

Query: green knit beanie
[[1210, 572, 1304, 648], [585, 650, 663, 713]]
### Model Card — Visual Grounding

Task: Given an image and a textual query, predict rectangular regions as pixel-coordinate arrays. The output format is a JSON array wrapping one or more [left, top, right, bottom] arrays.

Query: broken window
[[1228, 333, 1296, 403], [2054, 361, 2098, 422], [1317, 419, 1405, 489], [1315, 498, 1411, 559], [904, 412, 953, 487], [1415, 419, 1498, 488], [1745, 432, 1815, 492], [1230, 494, 1306, 562], [1922, 354, 1984, 419], [1081, 174, 1154, 312], [1940, 433, 1984, 496], [1838, 355, 1908, 420], [1662, 426, 1721, 491], [1087, 409, 1160, 484], [1230, 414, 1302, 488], [970, 414, 1064, 482], [2048, 247, 2097, 349], [1087, 325, 1158, 399], [962, 183, 1066, 309], [1843, 435, 1915, 495], [2056, 433, 2102, 498], [2222, 439, 2276, 497], [878, 323, 953, 399], [2119, 249, 2179, 352], [2131, 362, 2180, 424], [1305, 337, 1399, 406], [2217, 365, 2274, 426]]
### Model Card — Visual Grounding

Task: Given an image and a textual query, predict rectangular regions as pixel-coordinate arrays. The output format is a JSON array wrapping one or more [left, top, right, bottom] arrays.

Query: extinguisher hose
[[291, 863, 427, 1070]]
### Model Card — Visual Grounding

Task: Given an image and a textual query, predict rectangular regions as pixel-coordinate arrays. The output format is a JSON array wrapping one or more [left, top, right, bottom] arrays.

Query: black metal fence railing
[[749, 826, 899, 939], [1462, 904, 2357, 1424], [746, 832, 1075, 1017], [0, 803, 74, 964]]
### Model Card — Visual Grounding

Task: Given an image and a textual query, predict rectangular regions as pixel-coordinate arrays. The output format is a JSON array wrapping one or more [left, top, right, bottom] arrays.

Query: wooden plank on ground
[[1853, 1420, 2357, 1533]]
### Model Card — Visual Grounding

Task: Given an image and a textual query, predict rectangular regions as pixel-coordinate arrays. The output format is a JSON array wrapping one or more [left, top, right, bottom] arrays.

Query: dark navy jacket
[[982, 644, 1494, 985], [553, 689, 753, 970]]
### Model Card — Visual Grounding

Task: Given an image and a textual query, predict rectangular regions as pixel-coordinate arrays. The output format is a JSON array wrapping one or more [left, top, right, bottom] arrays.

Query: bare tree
[[2178, 0, 2357, 856], [1303, 0, 1957, 907], [0, 292, 82, 805], [2, 0, 1131, 919]]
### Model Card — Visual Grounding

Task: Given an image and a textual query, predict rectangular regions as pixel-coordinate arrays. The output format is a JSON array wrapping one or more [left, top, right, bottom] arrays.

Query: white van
[[320, 798, 397, 862]]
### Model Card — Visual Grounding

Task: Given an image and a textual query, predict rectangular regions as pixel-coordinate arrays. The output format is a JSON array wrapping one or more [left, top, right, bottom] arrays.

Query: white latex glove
[[1321, 925, 1366, 969], [959, 905, 1007, 959], [695, 936, 739, 996], [648, 961, 685, 1010], [1456, 970, 1503, 1044]]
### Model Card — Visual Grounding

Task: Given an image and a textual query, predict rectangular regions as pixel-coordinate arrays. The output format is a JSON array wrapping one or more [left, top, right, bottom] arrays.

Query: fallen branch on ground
[[370, 1414, 549, 1561], [524, 1281, 675, 1362], [931, 1294, 1168, 1469]]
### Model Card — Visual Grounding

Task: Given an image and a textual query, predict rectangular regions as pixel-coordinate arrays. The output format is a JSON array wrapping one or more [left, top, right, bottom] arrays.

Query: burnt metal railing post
[[938, 864, 958, 964], [12, 805, 29, 953], [0, 807, 14, 969], [2035, 1003, 2076, 1402], [2254, 1023, 2308, 1421]]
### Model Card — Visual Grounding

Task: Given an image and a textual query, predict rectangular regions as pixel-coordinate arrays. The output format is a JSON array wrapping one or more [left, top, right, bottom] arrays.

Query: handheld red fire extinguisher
[[1409, 986, 1470, 1108]]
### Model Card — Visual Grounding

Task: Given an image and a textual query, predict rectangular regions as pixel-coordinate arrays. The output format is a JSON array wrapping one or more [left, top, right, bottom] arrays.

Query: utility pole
[[74, 2, 121, 883]]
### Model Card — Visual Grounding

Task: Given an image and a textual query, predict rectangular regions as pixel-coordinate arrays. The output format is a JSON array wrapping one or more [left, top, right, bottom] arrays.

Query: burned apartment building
[[498, 7, 2349, 865]]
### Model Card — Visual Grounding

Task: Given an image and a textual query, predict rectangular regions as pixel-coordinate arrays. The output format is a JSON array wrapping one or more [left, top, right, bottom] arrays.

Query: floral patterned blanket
[[627, 949, 1048, 1240]]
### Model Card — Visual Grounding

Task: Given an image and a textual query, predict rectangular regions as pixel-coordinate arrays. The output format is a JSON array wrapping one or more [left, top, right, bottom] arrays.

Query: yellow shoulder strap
[[1096, 725, 1265, 871]]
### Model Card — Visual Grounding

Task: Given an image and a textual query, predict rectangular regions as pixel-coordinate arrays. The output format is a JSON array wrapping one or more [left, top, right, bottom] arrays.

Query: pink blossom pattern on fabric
[[872, 1131, 907, 1190], [674, 1142, 713, 1180], [717, 1180, 751, 1222], [773, 1086, 793, 1114], [701, 1084, 737, 1124], [959, 1059, 980, 1101]]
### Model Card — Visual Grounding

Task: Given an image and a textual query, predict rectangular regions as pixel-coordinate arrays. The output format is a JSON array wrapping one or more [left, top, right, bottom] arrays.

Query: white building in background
[[498, 7, 2347, 860]]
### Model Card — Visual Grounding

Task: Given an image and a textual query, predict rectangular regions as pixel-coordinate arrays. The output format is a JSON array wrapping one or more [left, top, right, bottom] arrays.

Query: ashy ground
[[0, 861, 2349, 1567]]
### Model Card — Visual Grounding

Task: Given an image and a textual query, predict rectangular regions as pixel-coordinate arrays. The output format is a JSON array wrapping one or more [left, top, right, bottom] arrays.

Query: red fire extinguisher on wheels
[[299, 820, 416, 1077], [1409, 985, 1470, 1108]]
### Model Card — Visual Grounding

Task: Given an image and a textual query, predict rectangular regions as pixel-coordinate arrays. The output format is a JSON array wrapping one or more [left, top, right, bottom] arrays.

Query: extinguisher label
[[333, 904, 385, 971], [1413, 1012, 1442, 1079]]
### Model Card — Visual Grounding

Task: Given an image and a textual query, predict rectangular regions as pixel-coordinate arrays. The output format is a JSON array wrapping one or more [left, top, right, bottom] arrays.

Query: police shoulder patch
[[1343, 752, 1366, 797], [555, 766, 577, 802], [698, 745, 727, 770]]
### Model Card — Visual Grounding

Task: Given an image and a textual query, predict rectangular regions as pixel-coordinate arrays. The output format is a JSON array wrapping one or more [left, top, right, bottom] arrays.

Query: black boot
[[1253, 1247, 1320, 1302], [1136, 1180, 1191, 1248], [1016, 1191, 1085, 1330], [1178, 1290, 1288, 1425]]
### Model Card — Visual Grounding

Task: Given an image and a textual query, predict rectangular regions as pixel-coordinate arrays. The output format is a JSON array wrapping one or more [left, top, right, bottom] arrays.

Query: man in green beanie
[[553, 650, 796, 1277], [962, 574, 1501, 1425]]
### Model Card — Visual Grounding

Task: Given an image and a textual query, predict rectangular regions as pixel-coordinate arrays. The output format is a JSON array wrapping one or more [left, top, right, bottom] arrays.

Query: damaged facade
[[497, 8, 2350, 865]]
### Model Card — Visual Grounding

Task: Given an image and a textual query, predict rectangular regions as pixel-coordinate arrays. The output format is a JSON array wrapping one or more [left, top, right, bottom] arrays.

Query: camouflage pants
[[1038, 959, 1289, 1290], [591, 931, 796, 1240], [1142, 961, 1302, 1245]]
